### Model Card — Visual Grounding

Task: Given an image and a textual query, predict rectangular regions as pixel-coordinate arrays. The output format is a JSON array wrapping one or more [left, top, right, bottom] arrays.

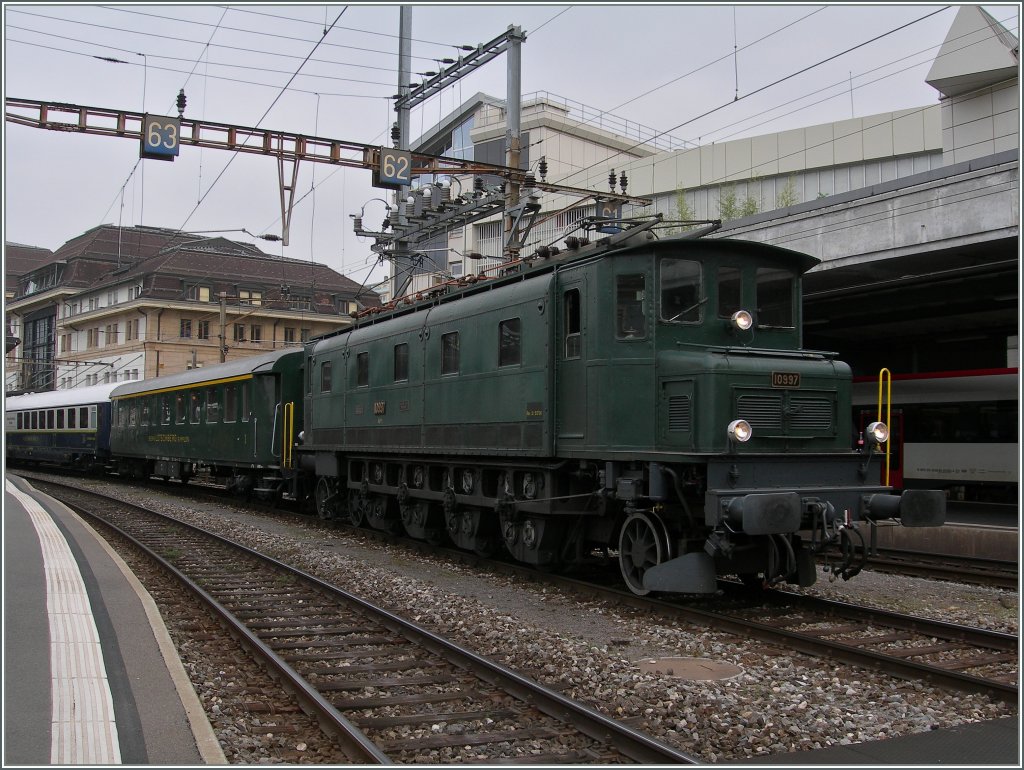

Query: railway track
[[860, 549, 1018, 590], [21, 471, 1020, 705], [36, 479, 698, 765]]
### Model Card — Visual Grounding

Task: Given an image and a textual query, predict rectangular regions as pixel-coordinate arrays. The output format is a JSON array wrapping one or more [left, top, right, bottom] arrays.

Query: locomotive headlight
[[730, 310, 753, 331], [727, 419, 753, 443], [865, 421, 889, 446]]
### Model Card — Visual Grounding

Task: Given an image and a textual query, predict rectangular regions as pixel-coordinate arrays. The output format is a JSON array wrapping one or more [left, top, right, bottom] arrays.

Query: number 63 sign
[[140, 115, 181, 161]]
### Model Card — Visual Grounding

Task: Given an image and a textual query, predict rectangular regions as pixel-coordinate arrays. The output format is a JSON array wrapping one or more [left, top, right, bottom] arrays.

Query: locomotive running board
[[642, 552, 718, 594]]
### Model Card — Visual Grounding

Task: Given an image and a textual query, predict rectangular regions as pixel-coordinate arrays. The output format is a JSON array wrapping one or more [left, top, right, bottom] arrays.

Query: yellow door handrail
[[876, 368, 891, 486]]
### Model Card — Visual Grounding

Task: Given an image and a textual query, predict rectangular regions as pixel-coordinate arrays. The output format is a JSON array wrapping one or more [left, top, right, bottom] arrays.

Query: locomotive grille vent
[[737, 392, 834, 434], [668, 395, 691, 432]]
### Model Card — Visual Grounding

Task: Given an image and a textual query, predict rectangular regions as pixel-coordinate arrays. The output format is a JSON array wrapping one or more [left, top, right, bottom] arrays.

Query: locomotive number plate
[[771, 371, 800, 388]]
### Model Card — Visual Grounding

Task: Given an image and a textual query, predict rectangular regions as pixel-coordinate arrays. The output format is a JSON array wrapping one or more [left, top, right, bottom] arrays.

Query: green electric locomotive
[[110, 348, 304, 497], [304, 220, 946, 594]]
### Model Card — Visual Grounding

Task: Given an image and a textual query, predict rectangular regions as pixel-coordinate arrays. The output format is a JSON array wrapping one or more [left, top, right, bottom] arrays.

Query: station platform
[[3, 473, 225, 765], [738, 715, 1019, 765]]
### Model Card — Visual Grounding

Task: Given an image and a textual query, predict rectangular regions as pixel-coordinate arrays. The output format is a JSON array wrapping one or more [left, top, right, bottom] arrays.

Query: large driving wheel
[[619, 512, 668, 595], [314, 477, 338, 520]]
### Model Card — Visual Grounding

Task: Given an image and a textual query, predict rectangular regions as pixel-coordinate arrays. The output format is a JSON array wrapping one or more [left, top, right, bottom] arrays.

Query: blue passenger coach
[[5, 383, 120, 468]]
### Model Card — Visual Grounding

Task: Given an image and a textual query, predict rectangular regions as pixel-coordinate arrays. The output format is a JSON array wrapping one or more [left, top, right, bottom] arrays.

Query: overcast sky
[[3, 3, 1019, 291]]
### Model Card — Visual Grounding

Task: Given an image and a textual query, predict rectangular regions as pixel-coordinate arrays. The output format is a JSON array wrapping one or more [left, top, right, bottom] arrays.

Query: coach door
[[556, 276, 587, 447]]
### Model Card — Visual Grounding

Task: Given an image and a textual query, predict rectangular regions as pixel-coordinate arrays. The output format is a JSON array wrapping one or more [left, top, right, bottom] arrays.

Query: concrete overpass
[[713, 150, 1019, 375]]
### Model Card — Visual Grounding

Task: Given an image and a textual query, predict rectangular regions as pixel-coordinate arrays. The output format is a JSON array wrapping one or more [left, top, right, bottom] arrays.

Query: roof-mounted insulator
[[176, 89, 187, 117], [538, 157, 548, 181], [619, 171, 628, 195], [391, 122, 401, 149], [608, 169, 616, 192]]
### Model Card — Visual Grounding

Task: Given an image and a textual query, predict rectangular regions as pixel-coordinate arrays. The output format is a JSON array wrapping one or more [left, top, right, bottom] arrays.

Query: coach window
[[660, 258, 703, 323], [441, 332, 459, 375], [161, 396, 171, 425], [57, 410, 65, 429], [356, 352, 369, 387], [499, 319, 521, 367], [141, 403, 150, 426], [129, 403, 138, 427], [241, 382, 252, 422], [321, 360, 333, 393], [616, 274, 647, 339], [755, 267, 795, 328], [224, 384, 237, 423], [717, 266, 742, 318], [80, 407, 89, 429], [68, 408, 77, 429], [206, 387, 220, 422], [176, 393, 186, 424], [16, 413, 23, 430], [30, 412, 37, 429], [47, 410, 55, 429], [564, 289, 581, 359], [394, 343, 409, 382], [191, 392, 202, 424]]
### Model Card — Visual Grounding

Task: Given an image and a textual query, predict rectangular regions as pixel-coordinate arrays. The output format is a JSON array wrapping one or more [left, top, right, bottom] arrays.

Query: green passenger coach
[[109, 348, 304, 498]]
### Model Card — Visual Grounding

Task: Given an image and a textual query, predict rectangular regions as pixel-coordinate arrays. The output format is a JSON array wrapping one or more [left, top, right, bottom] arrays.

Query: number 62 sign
[[140, 115, 181, 161], [372, 148, 412, 190]]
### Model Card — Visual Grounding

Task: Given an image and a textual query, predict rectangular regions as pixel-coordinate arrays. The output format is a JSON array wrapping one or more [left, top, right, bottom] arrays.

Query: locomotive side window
[[660, 258, 703, 323], [224, 384, 237, 423], [356, 353, 369, 387], [394, 343, 409, 382], [717, 266, 742, 318], [498, 318, 521, 367], [564, 289, 581, 359], [616, 274, 647, 339], [441, 332, 460, 375], [755, 267, 795, 328], [321, 360, 333, 392]]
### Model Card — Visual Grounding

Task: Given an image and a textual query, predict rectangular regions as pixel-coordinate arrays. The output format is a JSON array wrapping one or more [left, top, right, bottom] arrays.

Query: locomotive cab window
[[616, 274, 647, 339], [755, 267, 795, 328], [441, 332, 460, 375], [717, 266, 743, 318], [660, 258, 703, 323], [321, 360, 333, 392], [563, 289, 581, 359], [498, 318, 521, 367], [394, 343, 409, 382]]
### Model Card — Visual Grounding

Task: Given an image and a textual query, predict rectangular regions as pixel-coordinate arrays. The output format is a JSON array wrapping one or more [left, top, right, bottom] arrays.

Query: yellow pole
[[876, 369, 891, 486]]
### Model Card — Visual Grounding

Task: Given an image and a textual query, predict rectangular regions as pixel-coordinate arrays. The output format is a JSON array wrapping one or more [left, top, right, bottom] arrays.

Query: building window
[[60, 333, 71, 353], [300, 328, 311, 342], [238, 289, 262, 306], [441, 332, 459, 375], [394, 343, 409, 382], [107, 289, 119, 305], [321, 360, 333, 392], [250, 324, 262, 343], [87, 328, 99, 349], [88, 297, 98, 311], [498, 318, 521, 367], [233, 324, 246, 342], [197, 320, 210, 340], [284, 327, 296, 344], [356, 352, 368, 387], [105, 323, 118, 346], [131, 284, 142, 299], [187, 285, 211, 302], [125, 319, 140, 341], [180, 319, 192, 338]]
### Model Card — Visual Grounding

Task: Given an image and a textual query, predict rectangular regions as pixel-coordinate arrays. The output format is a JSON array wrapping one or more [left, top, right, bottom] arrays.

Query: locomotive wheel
[[347, 490, 366, 527], [619, 512, 668, 596], [314, 477, 337, 520]]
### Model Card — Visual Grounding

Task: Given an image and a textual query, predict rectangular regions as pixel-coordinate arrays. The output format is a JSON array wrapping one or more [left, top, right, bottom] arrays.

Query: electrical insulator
[[391, 122, 401, 148], [608, 169, 616, 192], [353, 216, 363, 232], [619, 171, 628, 194], [176, 89, 187, 117], [524, 173, 536, 188], [538, 157, 547, 181]]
